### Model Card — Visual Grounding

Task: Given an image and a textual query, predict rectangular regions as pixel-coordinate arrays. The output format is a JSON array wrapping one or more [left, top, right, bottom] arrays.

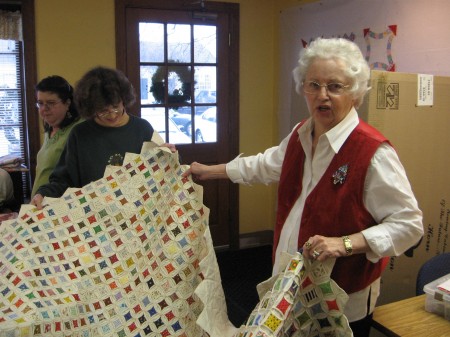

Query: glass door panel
[[138, 22, 217, 144], [139, 23, 164, 62], [194, 25, 216, 63], [121, 2, 239, 248], [167, 24, 191, 63]]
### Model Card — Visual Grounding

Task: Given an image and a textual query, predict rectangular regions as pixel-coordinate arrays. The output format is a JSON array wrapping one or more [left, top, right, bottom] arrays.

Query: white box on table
[[423, 273, 450, 321]]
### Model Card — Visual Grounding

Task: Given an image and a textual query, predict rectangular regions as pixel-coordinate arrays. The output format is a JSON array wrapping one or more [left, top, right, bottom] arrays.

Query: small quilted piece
[[234, 253, 353, 337]]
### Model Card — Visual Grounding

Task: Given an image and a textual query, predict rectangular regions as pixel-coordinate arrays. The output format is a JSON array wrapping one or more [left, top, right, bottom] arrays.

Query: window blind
[[0, 39, 23, 158]]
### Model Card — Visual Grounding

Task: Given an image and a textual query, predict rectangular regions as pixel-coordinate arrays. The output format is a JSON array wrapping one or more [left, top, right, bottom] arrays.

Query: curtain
[[0, 10, 22, 41]]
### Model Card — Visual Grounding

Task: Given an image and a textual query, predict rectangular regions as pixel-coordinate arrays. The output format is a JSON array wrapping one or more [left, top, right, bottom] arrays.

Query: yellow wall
[[214, 0, 278, 233], [35, 0, 115, 84], [34, 0, 313, 235]]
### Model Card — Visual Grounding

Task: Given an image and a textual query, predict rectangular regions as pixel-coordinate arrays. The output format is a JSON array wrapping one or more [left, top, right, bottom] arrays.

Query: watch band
[[342, 235, 353, 256]]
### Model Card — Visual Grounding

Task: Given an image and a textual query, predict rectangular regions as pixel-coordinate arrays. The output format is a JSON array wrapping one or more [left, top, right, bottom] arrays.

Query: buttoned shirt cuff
[[225, 154, 251, 185], [362, 227, 392, 263]]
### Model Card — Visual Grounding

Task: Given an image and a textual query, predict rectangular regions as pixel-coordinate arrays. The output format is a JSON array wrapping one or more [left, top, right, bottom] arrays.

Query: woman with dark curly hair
[[32, 75, 83, 197], [31, 66, 171, 209]]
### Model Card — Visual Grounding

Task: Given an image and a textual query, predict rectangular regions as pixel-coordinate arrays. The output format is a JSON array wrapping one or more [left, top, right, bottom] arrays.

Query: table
[[372, 294, 450, 337]]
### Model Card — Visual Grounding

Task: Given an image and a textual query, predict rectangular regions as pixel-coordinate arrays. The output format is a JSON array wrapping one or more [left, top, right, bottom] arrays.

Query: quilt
[[0, 142, 351, 337], [0, 143, 235, 336], [234, 252, 352, 337]]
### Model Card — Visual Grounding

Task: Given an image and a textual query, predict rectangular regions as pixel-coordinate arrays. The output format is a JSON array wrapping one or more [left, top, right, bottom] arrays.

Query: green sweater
[[31, 119, 83, 197], [36, 115, 154, 198]]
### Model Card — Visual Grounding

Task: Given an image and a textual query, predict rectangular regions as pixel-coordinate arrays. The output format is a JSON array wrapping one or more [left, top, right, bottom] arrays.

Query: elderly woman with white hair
[[183, 38, 423, 336]]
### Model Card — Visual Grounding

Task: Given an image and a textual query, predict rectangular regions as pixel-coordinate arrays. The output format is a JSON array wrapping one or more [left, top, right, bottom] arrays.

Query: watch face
[[343, 236, 352, 255]]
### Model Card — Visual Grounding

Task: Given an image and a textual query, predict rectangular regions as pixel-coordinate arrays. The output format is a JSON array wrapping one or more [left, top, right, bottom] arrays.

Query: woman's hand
[[182, 162, 212, 180], [162, 143, 176, 153], [182, 162, 228, 181], [302, 234, 358, 261], [302, 233, 369, 261], [30, 194, 45, 210], [302, 235, 343, 261]]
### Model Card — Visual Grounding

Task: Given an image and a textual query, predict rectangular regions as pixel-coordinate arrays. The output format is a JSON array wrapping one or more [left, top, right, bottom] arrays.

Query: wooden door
[[116, 0, 240, 248]]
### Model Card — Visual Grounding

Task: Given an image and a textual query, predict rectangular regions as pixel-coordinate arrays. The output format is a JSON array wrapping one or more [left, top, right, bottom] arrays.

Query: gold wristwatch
[[342, 235, 353, 256]]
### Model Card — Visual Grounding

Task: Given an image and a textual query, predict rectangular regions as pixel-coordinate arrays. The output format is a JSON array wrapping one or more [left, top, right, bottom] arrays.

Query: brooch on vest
[[332, 164, 348, 185]]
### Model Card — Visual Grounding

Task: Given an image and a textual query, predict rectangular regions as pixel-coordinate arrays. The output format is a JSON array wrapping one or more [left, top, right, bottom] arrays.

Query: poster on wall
[[279, 0, 450, 304]]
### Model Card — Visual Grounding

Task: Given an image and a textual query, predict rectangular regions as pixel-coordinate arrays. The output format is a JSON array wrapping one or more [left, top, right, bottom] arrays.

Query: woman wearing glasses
[[31, 66, 164, 208], [183, 38, 423, 336], [32, 76, 83, 197]]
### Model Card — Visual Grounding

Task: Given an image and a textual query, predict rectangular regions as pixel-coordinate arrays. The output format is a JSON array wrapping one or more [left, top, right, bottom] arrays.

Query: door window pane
[[141, 65, 193, 106], [168, 65, 192, 104], [139, 23, 164, 62], [194, 66, 216, 103], [193, 106, 216, 143], [141, 107, 190, 144], [168, 24, 191, 63], [140, 65, 159, 104], [169, 107, 192, 138], [194, 25, 216, 63]]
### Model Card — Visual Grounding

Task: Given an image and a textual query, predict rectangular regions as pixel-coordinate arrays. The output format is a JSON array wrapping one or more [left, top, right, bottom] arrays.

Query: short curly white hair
[[292, 38, 371, 108]]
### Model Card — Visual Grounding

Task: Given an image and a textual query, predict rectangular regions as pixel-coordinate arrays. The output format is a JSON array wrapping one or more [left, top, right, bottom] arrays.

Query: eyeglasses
[[302, 81, 350, 96], [96, 107, 125, 118], [36, 100, 62, 109]]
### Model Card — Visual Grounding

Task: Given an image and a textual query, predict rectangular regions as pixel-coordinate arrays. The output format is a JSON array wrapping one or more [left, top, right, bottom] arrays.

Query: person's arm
[[182, 148, 284, 184], [39, 146, 74, 194], [183, 126, 296, 184], [183, 162, 229, 180], [302, 232, 370, 261], [361, 143, 424, 260], [31, 136, 79, 209], [30, 156, 72, 209], [301, 143, 423, 262]]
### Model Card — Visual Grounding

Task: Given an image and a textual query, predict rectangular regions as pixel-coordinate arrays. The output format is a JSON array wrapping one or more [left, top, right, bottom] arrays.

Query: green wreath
[[150, 62, 192, 104]]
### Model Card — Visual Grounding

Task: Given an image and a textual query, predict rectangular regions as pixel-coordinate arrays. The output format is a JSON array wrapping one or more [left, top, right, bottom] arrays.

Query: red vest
[[274, 120, 389, 293]]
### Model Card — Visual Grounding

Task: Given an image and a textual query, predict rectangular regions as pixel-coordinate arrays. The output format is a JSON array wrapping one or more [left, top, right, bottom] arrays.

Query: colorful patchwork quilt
[[0, 142, 352, 337], [234, 252, 352, 337]]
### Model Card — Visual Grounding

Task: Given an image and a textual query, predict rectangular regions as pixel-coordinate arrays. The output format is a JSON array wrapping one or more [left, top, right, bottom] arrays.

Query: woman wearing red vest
[[183, 38, 423, 337]]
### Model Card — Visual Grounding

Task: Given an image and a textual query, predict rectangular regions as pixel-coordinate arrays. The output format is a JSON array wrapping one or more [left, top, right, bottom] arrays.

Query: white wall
[[278, 0, 450, 138]]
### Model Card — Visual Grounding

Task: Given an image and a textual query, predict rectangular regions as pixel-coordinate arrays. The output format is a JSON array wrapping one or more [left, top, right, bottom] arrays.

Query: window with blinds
[[0, 39, 23, 159]]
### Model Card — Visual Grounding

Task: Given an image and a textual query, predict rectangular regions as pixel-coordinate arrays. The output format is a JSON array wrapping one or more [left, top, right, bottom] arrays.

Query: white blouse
[[226, 108, 423, 321]]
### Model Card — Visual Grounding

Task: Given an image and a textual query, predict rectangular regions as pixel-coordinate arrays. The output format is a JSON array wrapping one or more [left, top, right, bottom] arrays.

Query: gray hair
[[292, 38, 371, 108]]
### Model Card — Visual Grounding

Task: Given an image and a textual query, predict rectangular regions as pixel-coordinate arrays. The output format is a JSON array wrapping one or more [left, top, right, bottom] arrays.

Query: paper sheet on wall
[[0, 143, 351, 336], [417, 74, 434, 106]]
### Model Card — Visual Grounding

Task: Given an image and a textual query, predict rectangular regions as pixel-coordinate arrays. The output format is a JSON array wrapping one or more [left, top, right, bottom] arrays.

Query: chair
[[416, 252, 450, 295]]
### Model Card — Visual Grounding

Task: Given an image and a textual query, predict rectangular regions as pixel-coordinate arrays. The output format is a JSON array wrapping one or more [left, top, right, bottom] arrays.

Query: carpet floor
[[215, 245, 273, 327]]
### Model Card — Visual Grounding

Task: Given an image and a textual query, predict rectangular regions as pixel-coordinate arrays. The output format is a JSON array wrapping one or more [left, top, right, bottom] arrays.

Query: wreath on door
[[150, 63, 192, 104]]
